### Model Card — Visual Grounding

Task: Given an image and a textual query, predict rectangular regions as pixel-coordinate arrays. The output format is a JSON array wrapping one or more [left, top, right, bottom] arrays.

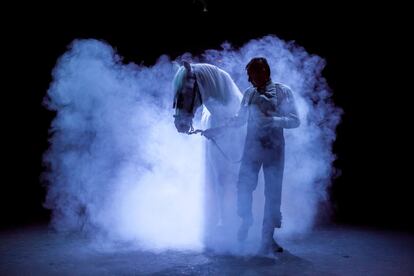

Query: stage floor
[[1, 225, 413, 275]]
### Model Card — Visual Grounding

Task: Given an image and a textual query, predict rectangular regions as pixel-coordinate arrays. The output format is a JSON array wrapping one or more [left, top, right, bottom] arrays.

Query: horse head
[[172, 61, 202, 133]]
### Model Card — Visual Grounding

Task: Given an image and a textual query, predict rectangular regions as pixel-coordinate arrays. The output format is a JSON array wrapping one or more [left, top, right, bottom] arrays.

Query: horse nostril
[[175, 121, 189, 133], [174, 115, 191, 133], [179, 124, 190, 133]]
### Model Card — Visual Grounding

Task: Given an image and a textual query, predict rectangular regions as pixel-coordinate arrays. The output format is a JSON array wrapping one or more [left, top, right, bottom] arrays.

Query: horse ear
[[183, 61, 191, 72]]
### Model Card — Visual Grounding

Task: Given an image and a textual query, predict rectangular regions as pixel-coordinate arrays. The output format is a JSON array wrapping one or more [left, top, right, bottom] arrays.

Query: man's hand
[[202, 127, 224, 140]]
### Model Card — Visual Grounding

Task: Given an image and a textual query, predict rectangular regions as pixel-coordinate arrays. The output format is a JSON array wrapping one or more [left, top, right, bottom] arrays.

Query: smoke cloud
[[43, 36, 341, 252]]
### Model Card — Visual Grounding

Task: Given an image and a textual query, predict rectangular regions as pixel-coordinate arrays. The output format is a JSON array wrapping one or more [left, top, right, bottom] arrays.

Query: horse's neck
[[193, 63, 242, 121], [199, 80, 241, 119], [203, 97, 239, 121]]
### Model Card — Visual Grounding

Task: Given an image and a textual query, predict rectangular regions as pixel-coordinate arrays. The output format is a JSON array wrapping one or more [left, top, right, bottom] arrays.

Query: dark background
[[3, 2, 410, 231]]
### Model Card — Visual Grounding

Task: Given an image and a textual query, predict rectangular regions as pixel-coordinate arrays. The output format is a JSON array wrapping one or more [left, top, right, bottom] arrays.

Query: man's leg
[[237, 155, 261, 242], [261, 145, 285, 253]]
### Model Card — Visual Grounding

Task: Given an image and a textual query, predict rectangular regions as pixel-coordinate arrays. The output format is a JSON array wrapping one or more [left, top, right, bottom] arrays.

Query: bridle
[[173, 72, 202, 134]]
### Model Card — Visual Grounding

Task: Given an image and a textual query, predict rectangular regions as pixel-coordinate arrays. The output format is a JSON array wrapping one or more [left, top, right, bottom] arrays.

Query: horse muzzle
[[174, 115, 192, 133]]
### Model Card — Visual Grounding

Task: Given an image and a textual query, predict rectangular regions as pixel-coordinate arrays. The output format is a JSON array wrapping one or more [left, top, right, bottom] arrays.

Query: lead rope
[[187, 122, 242, 163]]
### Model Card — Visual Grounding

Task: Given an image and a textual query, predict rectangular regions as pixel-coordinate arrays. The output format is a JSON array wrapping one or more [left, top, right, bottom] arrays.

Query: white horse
[[172, 61, 245, 249]]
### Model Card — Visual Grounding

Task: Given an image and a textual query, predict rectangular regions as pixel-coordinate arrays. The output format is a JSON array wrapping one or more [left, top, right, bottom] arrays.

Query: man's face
[[248, 68, 268, 88]]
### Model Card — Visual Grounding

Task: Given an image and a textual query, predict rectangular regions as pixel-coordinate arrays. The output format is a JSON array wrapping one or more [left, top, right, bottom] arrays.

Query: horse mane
[[192, 63, 241, 104]]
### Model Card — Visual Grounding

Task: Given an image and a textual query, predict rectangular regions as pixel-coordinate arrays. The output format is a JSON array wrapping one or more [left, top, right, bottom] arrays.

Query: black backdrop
[[3, 1, 410, 231]]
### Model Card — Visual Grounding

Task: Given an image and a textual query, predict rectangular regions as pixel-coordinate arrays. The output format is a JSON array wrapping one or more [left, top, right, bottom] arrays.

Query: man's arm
[[268, 86, 300, 129]]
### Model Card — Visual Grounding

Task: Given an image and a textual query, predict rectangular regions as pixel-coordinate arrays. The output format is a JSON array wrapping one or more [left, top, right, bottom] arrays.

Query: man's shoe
[[258, 239, 284, 256]]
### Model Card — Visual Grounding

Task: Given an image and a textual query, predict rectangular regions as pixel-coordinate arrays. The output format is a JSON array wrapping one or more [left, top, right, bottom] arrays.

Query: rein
[[187, 123, 242, 164]]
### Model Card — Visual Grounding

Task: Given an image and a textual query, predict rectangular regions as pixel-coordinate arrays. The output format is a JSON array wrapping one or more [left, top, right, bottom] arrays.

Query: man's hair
[[245, 57, 271, 79]]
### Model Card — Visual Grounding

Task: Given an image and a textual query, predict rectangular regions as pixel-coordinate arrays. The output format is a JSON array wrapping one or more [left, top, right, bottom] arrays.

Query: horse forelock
[[172, 66, 186, 93]]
